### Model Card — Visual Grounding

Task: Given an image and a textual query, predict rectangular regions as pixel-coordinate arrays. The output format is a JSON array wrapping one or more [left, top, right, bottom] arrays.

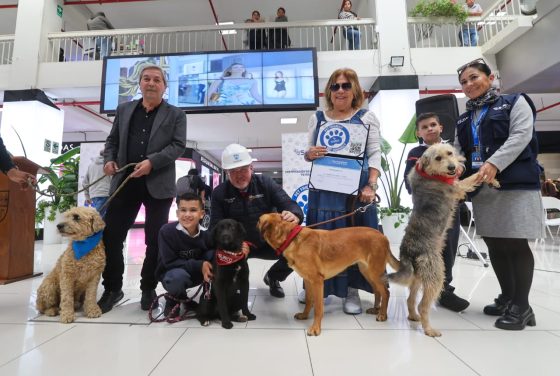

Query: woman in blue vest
[[455, 59, 544, 330], [303, 68, 381, 314]]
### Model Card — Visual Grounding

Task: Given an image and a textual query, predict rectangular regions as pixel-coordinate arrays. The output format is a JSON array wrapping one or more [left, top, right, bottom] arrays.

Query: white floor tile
[[308, 330, 477, 376], [0, 324, 186, 376], [151, 328, 313, 376]]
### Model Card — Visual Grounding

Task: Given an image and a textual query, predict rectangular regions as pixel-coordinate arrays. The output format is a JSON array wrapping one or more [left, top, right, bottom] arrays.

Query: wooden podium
[[0, 157, 43, 284]]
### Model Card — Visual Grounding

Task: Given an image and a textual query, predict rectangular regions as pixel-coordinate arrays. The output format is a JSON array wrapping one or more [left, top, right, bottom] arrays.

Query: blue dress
[[306, 109, 379, 298]]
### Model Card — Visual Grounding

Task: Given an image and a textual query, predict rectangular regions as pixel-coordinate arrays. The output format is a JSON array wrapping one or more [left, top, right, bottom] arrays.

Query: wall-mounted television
[[100, 48, 319, 114]]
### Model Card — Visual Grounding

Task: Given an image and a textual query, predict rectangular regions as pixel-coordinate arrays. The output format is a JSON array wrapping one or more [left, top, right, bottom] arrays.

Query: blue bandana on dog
[[72, 230, 103, 260]]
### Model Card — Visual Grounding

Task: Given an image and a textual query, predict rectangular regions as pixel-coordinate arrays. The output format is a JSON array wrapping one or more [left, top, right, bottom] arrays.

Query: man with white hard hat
[[210, 143, 303, 298]]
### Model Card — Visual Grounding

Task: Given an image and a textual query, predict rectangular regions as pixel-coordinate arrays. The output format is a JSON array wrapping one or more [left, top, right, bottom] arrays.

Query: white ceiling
[[1, 0, 558, 170]]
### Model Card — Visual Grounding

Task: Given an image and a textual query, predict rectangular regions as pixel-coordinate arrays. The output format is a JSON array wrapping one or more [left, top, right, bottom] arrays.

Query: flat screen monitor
[[100, 48, 319, 114]]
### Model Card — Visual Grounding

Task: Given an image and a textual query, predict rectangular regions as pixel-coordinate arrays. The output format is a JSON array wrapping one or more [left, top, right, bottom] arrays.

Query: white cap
[[221, 143, 252, 170]]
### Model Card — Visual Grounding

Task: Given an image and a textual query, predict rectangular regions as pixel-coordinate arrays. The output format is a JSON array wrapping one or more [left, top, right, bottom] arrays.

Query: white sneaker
[[343, 287, 362, 314], [298, 289, 331, 305]]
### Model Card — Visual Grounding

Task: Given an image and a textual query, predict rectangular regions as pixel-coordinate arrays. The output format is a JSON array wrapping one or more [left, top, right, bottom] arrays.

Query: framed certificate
[[309, 156, 362, 195], [315, 121, 370, 158]]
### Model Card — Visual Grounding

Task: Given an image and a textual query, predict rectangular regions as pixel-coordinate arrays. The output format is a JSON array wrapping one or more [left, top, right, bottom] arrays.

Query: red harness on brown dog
[[275, 225, 303, 256]]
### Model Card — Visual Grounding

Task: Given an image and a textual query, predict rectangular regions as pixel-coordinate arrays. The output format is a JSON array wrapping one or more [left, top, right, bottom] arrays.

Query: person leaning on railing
[[0, 136, 36, 190], [338, 0, 361, 50], [86, 11, 114, 58], [460, 0, 483, 47]]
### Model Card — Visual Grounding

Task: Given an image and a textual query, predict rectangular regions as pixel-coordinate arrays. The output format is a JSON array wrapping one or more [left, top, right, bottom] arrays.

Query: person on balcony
[[86, 11, 115, 58], [338, 0, 361, 50], [460, 0, 483, 47], [272, 7, 291, 49], [303, 68, 381, 314], [245, 10, 267, 50]]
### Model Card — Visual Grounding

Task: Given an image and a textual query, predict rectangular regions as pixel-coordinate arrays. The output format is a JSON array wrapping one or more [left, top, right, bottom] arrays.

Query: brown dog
[[258, 213, 399, 336], [36, 207, 106, 323]]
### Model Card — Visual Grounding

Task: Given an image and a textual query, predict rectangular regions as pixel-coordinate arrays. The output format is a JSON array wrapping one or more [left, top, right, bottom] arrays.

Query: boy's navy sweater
[[404, 144, 428, 194], [155, 222, 214, 280]]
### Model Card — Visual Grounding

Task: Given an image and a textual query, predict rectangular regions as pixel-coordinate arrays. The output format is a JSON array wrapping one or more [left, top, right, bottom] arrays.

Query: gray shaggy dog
[[387, 143, 499, 337]]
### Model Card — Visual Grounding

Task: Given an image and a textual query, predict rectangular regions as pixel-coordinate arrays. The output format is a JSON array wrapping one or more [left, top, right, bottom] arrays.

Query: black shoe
[[164, 298, 180, 318], [97, 290, 124, 314], [495, 305, 536, 330], [439, 290, 470, 312], [140, 289, 157, 311], [483, 294, 511, 316], [263, 273, 285, 298]]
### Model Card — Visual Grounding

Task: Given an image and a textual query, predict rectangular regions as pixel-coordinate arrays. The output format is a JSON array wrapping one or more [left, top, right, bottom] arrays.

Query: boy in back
[[403, 112, 470, 312], [155, 193, 214, 318]]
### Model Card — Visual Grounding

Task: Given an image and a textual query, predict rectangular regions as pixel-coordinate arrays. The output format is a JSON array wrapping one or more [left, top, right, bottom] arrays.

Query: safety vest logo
[[319, 123, 350, 153]]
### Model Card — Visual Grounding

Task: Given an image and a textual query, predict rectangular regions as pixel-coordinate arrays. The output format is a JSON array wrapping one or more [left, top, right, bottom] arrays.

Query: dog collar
[[216, 249, 245, 266], [415, 163, 456, 185], [275, 225, 303, 256], [72, 230, 103, 260]]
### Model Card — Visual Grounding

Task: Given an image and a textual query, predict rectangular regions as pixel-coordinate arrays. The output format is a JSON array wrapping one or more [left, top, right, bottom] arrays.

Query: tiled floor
[[1, 229, 560, 375]]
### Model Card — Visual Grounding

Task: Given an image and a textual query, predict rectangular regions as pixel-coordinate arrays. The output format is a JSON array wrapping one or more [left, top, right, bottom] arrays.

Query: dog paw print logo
[[319, 124, 350, 153], [292, 184, 309, 219]]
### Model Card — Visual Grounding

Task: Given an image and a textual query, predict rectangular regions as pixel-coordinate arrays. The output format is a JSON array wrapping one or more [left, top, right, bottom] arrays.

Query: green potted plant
[[378, 115, 418, 239], [410, 0, 468, 23], [410, 0, 468, 41], [35, 147, 80, 242]]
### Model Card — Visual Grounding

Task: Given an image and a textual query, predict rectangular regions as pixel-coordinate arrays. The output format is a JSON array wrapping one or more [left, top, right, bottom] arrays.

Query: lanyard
[[470, 105, 489, 147]]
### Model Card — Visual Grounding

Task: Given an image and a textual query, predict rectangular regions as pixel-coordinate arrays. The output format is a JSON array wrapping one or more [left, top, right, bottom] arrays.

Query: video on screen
[[101, 49, 318, 113]]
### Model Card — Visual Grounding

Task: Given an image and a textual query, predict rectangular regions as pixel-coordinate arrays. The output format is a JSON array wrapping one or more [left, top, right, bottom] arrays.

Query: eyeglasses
[[330, 82, 352, 92], [228, 165, 251, 175], [457, 58, 488, 76]]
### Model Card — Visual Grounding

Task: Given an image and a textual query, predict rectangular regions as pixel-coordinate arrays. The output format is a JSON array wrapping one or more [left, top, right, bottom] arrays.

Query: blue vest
[[456, 93, 540, 191]]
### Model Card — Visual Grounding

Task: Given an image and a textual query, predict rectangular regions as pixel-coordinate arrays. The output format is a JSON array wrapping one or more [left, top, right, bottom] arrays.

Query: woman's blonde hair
[[324, 68, 364, 111]]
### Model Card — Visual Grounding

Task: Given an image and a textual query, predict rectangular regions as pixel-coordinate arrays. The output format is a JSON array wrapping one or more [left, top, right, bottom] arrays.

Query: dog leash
[[148, 283, 207, 324], [306, 194, 380, 229]]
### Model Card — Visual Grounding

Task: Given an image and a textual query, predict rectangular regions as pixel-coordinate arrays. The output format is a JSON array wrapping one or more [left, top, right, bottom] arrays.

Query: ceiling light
[[273, 171, 278, 174], [453, 92, 466, 99], [255, 172, 262, 175], [281, 117, 298, 125], [251, 158, 258, 162]]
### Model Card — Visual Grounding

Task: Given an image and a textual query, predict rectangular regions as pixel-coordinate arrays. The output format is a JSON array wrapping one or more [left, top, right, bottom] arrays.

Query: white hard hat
[[221, 143, 252, 170]]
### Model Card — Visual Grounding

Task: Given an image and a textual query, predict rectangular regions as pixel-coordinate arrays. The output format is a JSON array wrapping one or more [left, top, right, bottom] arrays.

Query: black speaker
[[415, 94, 459, 142]]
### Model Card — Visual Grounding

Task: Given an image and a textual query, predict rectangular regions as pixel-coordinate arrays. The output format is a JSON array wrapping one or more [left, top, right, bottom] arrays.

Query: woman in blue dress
[[208, 63, 262, 105], [303, 68, 382, 314]]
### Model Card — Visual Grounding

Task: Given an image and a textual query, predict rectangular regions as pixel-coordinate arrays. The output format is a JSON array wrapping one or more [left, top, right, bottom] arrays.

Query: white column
[[10, 0, 63, 89], [375, 0, 413, 76]]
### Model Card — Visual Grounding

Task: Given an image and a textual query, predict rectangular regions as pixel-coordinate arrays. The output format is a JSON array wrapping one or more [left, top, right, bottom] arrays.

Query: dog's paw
[[294, 312, 308, 320], [488, 179, 500, 188], [376, 312, 387, 322], [424, 327, 442, 337], [221, 321, 234, 329], [408, 313, 421, 322], [44, 308, 59, 317], [85, 305, 102, 318], [306, 325, 321, 336], [200, 320, 211, 327], [365, 307, 379, 315], [59, 312, 75, 324]]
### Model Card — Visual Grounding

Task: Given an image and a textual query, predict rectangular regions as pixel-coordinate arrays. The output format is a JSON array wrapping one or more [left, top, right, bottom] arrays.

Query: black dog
[[197, 219, 256, 329]]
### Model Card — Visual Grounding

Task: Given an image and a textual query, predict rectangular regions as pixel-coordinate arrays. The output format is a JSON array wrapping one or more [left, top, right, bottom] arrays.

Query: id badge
[[471, 146, 483, 170]]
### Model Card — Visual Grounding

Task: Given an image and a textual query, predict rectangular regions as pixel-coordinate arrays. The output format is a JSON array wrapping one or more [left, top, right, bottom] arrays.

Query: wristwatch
[[367, 181, 378, 190]]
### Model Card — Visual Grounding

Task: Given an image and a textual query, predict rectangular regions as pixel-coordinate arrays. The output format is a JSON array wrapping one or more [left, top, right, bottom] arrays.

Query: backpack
[[176, 175, 197, 196]]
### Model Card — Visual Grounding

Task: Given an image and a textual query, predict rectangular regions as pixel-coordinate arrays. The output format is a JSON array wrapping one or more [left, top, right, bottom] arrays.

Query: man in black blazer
[[98, 65, 186, 313]]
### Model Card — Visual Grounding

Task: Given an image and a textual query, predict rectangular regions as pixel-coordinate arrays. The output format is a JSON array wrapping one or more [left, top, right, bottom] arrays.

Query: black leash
[[148, 283, 208, 324]]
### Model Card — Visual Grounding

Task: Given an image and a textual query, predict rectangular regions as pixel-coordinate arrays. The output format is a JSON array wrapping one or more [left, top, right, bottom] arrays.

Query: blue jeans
[[461, 27, 478, 46], [343, 27, 361, 50], [91, 196, 109, 218]]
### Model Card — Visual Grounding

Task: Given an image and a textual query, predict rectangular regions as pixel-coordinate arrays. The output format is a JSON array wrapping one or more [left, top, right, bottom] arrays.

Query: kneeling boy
[[156, 193, 213, 317]]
